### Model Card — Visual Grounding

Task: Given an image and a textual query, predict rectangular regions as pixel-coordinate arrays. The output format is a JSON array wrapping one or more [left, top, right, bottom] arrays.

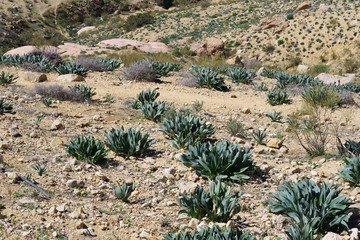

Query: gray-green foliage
[[225, 119, 248, 138], [42, 98, 53, 107], [111, 181, 136, 202], [140, 100, 169, 122], [0, 71, 18, 86], [338, 156, 360, 186], [54, 62, 88, 76], [0, 98, 15, 115], [104, 126, 156, 157], [0, 54, 54, 72], [249, 128, 266, 145], [226, 67, 255, 84], [150, 61, 182, 78], [252, 82, 268, 91], [68, 84, 96, 101], [267, 179, 354, 236], [180, 140, 256, 181], [64, 136, 109, 164], [134, 89, 168, 122], [266, 90, 289, 106], [30, 162, 47, 176], [340, 139, 360, 156], [164, 226, 255, 240], [159, 112, 215, 149], [265, 111, 283, 122], [190, 66, 227, 91], [98, 58, 122, 71], [177, 180, 241, 222]]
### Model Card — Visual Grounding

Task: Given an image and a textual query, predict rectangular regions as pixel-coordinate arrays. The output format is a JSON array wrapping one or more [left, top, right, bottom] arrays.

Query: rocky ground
[[0, 64, 360, 239]]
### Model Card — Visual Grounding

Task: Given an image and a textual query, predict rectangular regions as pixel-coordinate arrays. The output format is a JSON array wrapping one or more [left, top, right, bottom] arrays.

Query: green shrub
[[124, 13, 154, 32], [340, 139, 360, 156], [159, 112, 215, 149], [249, 128, 266, 145], [140, 100, 169, 122], [226, 67, 255, 85], [286, 14, 294, 20], [302, 83, 343, 109], [150, 62, 181, 78], [0, 98, 15, 115], [0, 72, 18, 86], [68, 84, 96, 101], [136, 89, 160, 105], [111, 181, 135, 203], [266, 90, 289, 105], [190, 66, 227, 91], [265, 111, 283, 122], [267, 179, 354, 236], [177, 180, 241, 222], [54, 62, 88, 76], [338, 156, 360, 186], [164, 226, 255, 240], [42, 98, 53, 108], [252, 82, 268, 91], [180, 140, 256, 181], [30, 162, 47, 176], [104, 127, 156, 157], [64, 136, 109, 164], [308, 64, 329, 76]]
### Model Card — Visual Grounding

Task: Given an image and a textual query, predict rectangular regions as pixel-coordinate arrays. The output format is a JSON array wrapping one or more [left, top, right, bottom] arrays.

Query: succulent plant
[[180, 140, 256, 181], [190, 66, 227, 91], [111, 181, 135, 202], [104, 126, 156, 157], [0, 71, 18, 86]]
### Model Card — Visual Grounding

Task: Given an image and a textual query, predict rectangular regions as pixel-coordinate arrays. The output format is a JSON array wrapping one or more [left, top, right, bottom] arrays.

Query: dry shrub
[[32, 85, 82, 102], [74, 57, 106, 72], [28, 48, 62, 65], [124, 60, 156, 82], [21, 62, 43, 72], [177, 71, 199, 88]]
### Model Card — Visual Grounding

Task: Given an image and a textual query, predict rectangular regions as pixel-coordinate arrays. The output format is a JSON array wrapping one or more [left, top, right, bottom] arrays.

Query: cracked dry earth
[[0, 65, 360, 239]]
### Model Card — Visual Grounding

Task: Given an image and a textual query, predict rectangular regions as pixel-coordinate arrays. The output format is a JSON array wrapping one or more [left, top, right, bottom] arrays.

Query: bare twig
[[0, 167, 50, 199]]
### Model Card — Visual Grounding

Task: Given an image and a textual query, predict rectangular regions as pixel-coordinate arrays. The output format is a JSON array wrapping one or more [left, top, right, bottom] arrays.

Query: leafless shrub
[[32, 84, 82, 102], [177, 71, 199, 88], [286, 84, 306, 96], [21, 62, 43, 72], [339, 91, 356, 106], [28, 48, 62, 65], [124, 60, 156, 82], [74, 57, 106, 72]]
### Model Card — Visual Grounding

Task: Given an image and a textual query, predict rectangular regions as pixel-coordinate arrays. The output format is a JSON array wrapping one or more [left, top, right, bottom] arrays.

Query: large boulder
[[315, 73, 353, 85], [205, 38, 224, 55], [97, 38, 172, 53], [190, 42, 206, 55], [297, 64, 309, 74], [24, 72, 47, 82], [294, 2, 311, 12], [259, 14, 286, 30], [77, 26, 96, 35]]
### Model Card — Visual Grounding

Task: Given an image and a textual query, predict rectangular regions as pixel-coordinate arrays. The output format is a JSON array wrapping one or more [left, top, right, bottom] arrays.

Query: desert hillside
[[0, 0, 360, 240]]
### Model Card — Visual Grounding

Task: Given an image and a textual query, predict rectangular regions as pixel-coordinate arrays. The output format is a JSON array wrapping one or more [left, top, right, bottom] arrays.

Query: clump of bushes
[[266, 90, 289, 105], [267, 179, 354, 238], [124, 60, 157, 82], [68, 84, 96, 101], [190, 66, 227, 91], [177, 180, 241, 222], [104, 126, 156, 158], [301, 83, 344, 109], [165, 226, 254, 240], [180, 140, 256, 181], [124, 13, 154, 32], [33, 84, 83, 102], [159, 112, 215, 149], [64, 136, 109, 164]]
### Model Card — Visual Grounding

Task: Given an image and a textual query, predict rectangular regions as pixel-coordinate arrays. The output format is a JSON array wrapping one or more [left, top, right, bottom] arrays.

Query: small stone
[[48, 207, 56, 215], [24, 72, 47, 82], [52, 231, 58, 237], [9, 128, 21, 137], [288, 167, 301, 174], [241, 108, 251, 114], [50, 120, 65, 131], [189, 218, 200, 229], [310, 170, 318, 176], [66, 180, 85, 188], [50, 137, 64, 147], [230, 94, 237, 98], [6, 172, 20, 183], [63, 165, 72, 172], [226, 220, 236, 228], [350, 228, 359, 240], [266, 138, 283, 149], [93, 115, 101, 121], [139, 230, 150, 239], [56, 204, 67, 213], [350, 187, 360, 196], [69, 207, 83, 219], [75, 221, 87, 229]]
